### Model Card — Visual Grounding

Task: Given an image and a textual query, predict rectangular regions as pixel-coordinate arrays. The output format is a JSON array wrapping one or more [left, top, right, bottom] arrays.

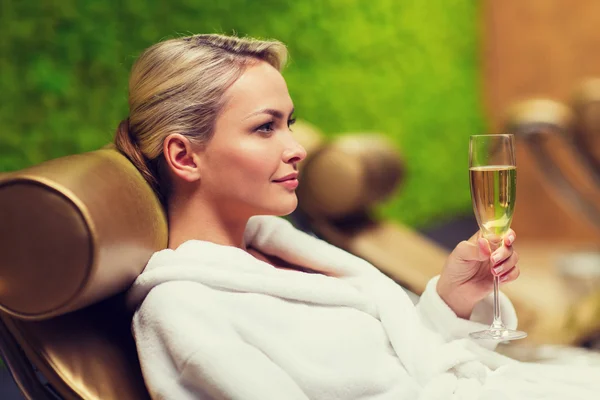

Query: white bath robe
[[127, 215, 600, 400]]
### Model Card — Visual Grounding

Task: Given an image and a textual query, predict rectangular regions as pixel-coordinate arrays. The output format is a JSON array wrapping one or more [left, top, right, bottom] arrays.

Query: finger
[[503, 229, 516, 247], [499, 265, 520, 283], [456, 239, 490, 262], [491, 251, 519, 276], [491, 244, 515, 266]]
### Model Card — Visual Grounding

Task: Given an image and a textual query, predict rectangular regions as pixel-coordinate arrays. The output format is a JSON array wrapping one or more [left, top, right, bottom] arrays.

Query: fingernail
[[507, 234, 515, 245], [491, 253, 500, 264], [493, 264, 504, 275], [500, 274, 509, 282]]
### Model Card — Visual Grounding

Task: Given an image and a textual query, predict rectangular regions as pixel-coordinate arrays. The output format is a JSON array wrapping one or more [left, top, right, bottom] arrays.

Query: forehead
[[221, 61, 293, 116]]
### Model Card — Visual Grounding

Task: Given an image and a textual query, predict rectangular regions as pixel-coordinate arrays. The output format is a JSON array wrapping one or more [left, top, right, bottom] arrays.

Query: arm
[[415, 275, 517, 350], [132, 283, 309, 400], [412, 229, 521, 351]]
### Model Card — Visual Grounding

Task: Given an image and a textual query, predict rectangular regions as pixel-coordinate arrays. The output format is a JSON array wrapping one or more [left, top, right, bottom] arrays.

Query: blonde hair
[[114, 34, 288, 202]]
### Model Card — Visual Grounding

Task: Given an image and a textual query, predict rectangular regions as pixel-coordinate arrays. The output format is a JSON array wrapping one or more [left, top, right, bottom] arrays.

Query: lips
[[273, 173, 298, 182], [275, 178, 299, 190]]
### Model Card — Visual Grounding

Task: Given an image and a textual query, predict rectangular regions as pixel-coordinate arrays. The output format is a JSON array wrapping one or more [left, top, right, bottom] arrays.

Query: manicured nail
[[500, 274, 510, 282], [493, 264, 504, 275], [507, 234, 515, 245], [492, 253, 500, 264]]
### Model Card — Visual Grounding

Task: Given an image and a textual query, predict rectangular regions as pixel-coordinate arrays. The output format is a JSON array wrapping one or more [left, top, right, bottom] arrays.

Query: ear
[[163, 133, 202, 182]]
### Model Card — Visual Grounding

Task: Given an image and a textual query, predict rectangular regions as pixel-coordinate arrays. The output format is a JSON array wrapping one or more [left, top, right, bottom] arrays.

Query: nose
[[282, 137, 307, 166]]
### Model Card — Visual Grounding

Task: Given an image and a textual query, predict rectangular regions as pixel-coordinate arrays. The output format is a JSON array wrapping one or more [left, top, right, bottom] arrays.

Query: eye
[[255, 121, 274, 135], [288, 117, 296, 130]]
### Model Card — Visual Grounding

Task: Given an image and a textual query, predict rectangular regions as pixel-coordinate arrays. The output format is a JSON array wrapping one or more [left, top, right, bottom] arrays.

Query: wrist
[[436, 279, 475, 319]]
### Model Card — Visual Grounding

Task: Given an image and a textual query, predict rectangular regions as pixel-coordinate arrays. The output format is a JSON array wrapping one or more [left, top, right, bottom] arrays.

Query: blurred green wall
[[0, 0, 483, 228]]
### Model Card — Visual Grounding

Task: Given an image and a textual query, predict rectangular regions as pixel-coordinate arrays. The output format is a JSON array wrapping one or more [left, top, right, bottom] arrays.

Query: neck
[[166, 193, 250, 251]]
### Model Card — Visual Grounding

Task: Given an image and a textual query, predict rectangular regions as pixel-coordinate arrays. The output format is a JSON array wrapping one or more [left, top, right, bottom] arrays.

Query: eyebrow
[[244, 107, 295, 120]]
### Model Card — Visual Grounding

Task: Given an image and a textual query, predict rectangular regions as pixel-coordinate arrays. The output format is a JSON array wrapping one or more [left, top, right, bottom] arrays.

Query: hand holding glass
[[469, 134, 527, 341]]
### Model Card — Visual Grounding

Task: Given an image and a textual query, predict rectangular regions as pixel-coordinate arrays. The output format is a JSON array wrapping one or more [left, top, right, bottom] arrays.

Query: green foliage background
[[0, 0, 484, 227]]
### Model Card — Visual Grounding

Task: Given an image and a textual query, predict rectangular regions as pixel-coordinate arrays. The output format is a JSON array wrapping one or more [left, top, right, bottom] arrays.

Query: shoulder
[[140, 280, 213, 308], [135, 281, 216, 326]]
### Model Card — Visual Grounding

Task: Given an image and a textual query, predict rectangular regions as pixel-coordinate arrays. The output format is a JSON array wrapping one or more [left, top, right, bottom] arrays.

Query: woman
[[118, 34, 598, 399]]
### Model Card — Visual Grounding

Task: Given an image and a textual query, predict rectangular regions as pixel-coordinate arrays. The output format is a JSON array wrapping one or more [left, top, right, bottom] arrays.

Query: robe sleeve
[[415, 275, 518, 351]]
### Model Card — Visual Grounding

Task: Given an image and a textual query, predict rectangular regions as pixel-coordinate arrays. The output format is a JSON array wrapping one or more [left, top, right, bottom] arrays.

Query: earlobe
[[163, 134, 202, 182]]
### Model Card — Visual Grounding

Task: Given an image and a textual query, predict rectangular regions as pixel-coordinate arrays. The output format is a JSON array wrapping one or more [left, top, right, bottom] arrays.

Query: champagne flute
[[469, 134, 527, 341]]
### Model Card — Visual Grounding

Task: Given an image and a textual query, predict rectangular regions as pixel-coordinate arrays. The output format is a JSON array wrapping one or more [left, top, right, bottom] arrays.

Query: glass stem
[[491, 275, 504, 330]]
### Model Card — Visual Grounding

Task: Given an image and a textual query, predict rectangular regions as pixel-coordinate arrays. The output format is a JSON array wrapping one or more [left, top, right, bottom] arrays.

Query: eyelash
[[255, 118, 297, 135]]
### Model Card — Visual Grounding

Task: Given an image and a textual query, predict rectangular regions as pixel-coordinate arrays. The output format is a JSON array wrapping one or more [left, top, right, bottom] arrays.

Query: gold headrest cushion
[[504, 98, 574, 136], [297, 134, 404, 218], [0, 148, 168, 320]]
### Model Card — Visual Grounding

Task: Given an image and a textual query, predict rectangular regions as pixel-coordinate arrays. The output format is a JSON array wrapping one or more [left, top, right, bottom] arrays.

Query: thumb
[[457, 238, 491, 262], [476, 238, 492, 261]]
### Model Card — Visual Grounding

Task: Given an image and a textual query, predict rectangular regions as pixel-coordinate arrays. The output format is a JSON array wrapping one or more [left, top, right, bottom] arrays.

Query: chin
[[263, 196, 298, 217]]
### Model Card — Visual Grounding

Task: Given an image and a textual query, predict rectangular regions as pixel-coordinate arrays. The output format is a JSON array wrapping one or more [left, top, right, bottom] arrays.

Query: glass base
[[469, 328, 527, 341]]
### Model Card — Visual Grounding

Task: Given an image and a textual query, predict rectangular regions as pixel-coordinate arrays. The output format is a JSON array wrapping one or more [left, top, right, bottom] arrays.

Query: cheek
[[214, 142, 279, 185]]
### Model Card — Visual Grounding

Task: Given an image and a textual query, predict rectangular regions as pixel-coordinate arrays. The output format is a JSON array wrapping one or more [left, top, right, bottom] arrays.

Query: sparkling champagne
[[469, 165, 516, 238], [468, 135, 525, 341]]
